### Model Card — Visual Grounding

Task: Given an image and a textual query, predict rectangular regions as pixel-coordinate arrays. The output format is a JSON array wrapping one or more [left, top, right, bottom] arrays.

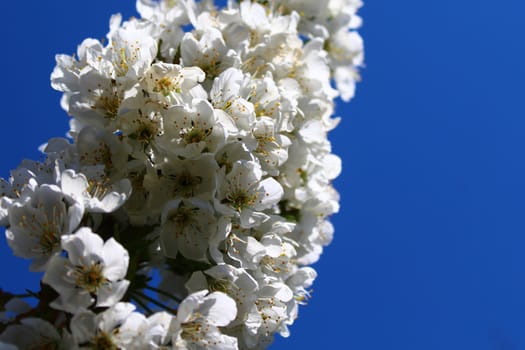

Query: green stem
[[5, 292, 32, 299], [130, 292, 154, 315], [132, 291, 176, 313], [144, 285, 182, 303]]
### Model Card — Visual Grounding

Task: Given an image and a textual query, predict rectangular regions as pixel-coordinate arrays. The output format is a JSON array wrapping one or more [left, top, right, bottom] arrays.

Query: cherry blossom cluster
[[0, 0, 363, 349]]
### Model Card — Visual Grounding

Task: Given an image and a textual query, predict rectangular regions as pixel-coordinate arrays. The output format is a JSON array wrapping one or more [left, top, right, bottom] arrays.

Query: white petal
[[177, 290, 208, 323], [70, 310, 97, 344], [204, 292, 237, 327], [256, 177, 283, 209], [60, 170, 88, 200], [67, 201, 84, 232], [62, 228, 103, 266], [96, 280, 130, 308], [101, 238, 129, 281], [322, 154, 342, 180], [98, 302, 136, 333]]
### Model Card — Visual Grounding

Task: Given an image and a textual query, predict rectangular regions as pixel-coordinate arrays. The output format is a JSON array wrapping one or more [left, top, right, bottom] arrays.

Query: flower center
[[132, 117, 161, 144], [171, 171, 202, 198], [38, 224, 61, 254], [226, 188, 256, 211], [169, 206, 194, 227], [74, 262, 107, 293], [97, 95, 120, 119], [19, 204, 65, 255], [91, 330, 118, 350], [181, 320, 205, 343], [81, 143, 113, 170], [118, 47, 129, 75], [153, 76, 181, 96], [208, 277, 235, 295], [181, 127, 212, 144], [92, 80, 121, 119], [87, 178, 112, 199], [255, 134, 276, 156]]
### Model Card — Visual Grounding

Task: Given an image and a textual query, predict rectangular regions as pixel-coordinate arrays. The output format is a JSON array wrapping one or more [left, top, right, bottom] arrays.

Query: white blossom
[[169, 290, 238, 350], [186, 264, 259, 328], [144, 154, 218, 213], [160, 198, 217, 261], [70, 302, 136, 349], [43, 227, 130, 313], [1, 0, 363, 348], [158, 99, 226, 159], [6, 184, 83, 271], [0, 318, 75, 349], [215, 160, 283, 228], [210, 67, 256, 135], [142, 62, 205, 104], [60, 168, 132, 214]]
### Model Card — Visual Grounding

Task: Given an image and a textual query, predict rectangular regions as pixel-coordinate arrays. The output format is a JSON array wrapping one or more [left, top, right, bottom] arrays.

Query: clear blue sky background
[[1, 1, 525, 349]]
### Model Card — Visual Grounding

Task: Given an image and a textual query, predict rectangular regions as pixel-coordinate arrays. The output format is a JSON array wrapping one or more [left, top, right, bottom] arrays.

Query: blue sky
[[1, 1, 525, 349]]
